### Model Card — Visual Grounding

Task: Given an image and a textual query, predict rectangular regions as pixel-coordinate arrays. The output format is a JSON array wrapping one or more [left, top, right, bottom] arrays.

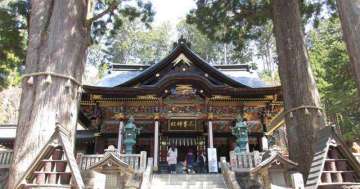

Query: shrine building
[[77, 38, 283, 170], [3, 38, 360, 189]]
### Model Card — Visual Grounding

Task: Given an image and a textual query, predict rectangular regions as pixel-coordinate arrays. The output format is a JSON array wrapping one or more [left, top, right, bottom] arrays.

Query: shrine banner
[[207, 148, 218, 173]]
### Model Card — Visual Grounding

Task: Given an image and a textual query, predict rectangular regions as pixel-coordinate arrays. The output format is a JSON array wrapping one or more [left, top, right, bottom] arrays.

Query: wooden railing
[[77, 151, 147, 172], [229, 151, 263, 172], [0, 149, 13, 169]]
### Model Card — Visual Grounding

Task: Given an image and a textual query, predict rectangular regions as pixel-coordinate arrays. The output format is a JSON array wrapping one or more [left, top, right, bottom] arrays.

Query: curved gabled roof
[[94, 41, 273, 89]]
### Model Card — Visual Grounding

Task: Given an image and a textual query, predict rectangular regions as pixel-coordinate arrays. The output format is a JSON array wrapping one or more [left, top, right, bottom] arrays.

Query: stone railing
[[77, 151, 147, 172], [140, 157, 153, 189], [220, 157, 240, 189], [353, 153, 360, 163], [0, 149, 13, 169], [229, 151, 263, 172]]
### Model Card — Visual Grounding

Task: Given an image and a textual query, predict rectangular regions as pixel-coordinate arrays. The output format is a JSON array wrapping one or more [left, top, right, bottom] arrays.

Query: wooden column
[[117, 121, 124, 153], [94, 134, 105, 154], [154, 113, 160, 170], [261, 136, 269, 151], [114, 113, 125, 154], [208, 121, 214, 148], [208, 113, 214, 148]]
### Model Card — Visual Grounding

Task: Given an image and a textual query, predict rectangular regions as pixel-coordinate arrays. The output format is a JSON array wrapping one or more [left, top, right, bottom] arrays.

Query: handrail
[[265, 109, 285, 136], [229, 151, 263, 172], [220, 157, 240, 189], [77, 151, 146, 172], [140, 157, 153, 189], [353, 153, 360, 163], [0, 149, 13, 169]]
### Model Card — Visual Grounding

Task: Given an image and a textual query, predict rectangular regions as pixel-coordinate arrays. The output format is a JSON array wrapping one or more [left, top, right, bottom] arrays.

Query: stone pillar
[[117, 121, 124, 153], [261, 136, 269, 151], [154, 113, 160, 170], [208, 113, 214, 148]]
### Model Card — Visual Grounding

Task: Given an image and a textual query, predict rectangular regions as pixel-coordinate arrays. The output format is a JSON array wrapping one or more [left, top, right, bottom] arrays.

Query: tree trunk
[[8, 0, 89, 188], [272, 0, 327, 178], [337, 0, 360, 94]]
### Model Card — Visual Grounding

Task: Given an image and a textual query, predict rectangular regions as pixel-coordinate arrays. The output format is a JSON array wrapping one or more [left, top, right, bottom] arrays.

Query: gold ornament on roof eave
[[154, 113, 160, 120], [91, 94, 103, 100], [113, 113, 125, 120], [173, 53, 192, 66], [208, 113, 214, 120]]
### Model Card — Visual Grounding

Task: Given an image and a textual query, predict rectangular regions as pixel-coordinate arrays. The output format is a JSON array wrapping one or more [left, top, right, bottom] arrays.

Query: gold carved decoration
[[91, 95, 103, 100], [154, 113, 160, 121], [173, 53, 192, 66], [175, 85, 194, 95], [136, 95, 157, 99], [208, 113, 214, 120], [113, 113, 125, 121]]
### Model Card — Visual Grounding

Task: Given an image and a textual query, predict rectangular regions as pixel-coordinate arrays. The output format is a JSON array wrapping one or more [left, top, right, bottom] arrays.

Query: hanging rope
[[284, 105, 324, 116], [21, 72, 82, 86]]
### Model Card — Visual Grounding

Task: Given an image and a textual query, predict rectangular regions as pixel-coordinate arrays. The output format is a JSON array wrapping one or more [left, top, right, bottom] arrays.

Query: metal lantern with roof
[[123, 116, 140, 154], [232, 114, 249, 154]]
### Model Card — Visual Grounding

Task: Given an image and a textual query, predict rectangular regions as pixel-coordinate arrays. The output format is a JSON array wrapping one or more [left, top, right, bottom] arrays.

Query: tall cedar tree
[[336, 0, 360, 95], [272, 0, 326, 177], [8, 0, 153, 188], [188, 0, 326, 177]]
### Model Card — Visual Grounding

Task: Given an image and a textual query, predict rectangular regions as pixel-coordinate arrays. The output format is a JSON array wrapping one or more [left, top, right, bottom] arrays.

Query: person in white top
[[167, 145, 178, 173]]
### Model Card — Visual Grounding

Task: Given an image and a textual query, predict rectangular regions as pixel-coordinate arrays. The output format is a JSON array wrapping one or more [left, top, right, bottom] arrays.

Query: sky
[[150, 0, 196, 39], [151, 0, 196, 26]]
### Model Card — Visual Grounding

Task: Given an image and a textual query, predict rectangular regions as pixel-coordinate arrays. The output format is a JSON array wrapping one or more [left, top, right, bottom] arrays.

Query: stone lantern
[[232, 114, 249, 153], [123, 116, 140, 154]]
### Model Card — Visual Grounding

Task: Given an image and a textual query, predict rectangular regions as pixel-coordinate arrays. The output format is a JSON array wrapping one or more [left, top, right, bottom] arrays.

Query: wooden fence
[[229, 151, 263, 172]]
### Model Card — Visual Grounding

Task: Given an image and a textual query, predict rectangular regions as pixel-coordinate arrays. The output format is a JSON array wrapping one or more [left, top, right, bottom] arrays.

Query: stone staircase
[[151, 174, 228, 189]]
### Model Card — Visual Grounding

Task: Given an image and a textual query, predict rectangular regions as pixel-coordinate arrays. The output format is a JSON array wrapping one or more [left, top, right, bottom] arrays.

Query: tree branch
[[86, 2, 118, 26]]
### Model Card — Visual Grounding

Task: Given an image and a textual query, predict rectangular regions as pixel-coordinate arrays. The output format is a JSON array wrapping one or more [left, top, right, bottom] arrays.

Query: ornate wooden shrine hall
[[2, 38, 360, 189], [77, 38, 283, 169]]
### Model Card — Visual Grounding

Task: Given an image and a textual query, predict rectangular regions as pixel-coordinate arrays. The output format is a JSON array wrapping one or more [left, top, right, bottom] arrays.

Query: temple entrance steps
[[150, 174, 228, 189]]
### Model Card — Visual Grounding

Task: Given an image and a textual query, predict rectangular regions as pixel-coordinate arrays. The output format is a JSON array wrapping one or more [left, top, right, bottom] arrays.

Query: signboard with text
[[168, 119, 197, 131], [207, 148, 218, 173]]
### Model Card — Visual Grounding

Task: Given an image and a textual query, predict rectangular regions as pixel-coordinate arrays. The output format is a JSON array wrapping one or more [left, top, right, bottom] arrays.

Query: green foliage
[[308, 18, 360, 141], [107, 19, 254, 66], [108, 19, 172, 65], [0, 1, 28, 89], [176, 20, 253, 65], [186, 0, 327, 52], [91, 0, 155, 43]]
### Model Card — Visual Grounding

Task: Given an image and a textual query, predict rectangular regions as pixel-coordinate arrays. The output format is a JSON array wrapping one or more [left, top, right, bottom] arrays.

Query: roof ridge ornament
[[173, 35, 192, 48]]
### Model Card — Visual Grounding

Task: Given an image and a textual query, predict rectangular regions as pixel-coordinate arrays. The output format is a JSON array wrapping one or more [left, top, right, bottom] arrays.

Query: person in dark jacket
[[198, 151, 207, 173], [186, 149, 194, 173]]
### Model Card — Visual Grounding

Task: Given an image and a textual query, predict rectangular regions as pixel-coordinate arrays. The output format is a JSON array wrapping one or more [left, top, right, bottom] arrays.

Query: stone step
[[152, 182, 225, 186], [151, 174, 228, 189]]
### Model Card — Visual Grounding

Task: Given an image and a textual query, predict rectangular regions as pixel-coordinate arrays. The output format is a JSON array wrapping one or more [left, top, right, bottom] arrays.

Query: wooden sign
[[168, 119, 196, 131]]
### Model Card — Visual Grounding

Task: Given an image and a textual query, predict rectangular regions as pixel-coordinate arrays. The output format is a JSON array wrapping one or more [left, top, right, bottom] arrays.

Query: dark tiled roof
[[306, 126, 360, 188], [92, 43, 273, 89]]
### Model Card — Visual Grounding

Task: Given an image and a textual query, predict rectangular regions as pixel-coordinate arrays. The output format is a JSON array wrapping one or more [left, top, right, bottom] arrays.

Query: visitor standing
[[186, 149, 194, 173], [167, 145, 178, 174], [198, 151, 207, 173]]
